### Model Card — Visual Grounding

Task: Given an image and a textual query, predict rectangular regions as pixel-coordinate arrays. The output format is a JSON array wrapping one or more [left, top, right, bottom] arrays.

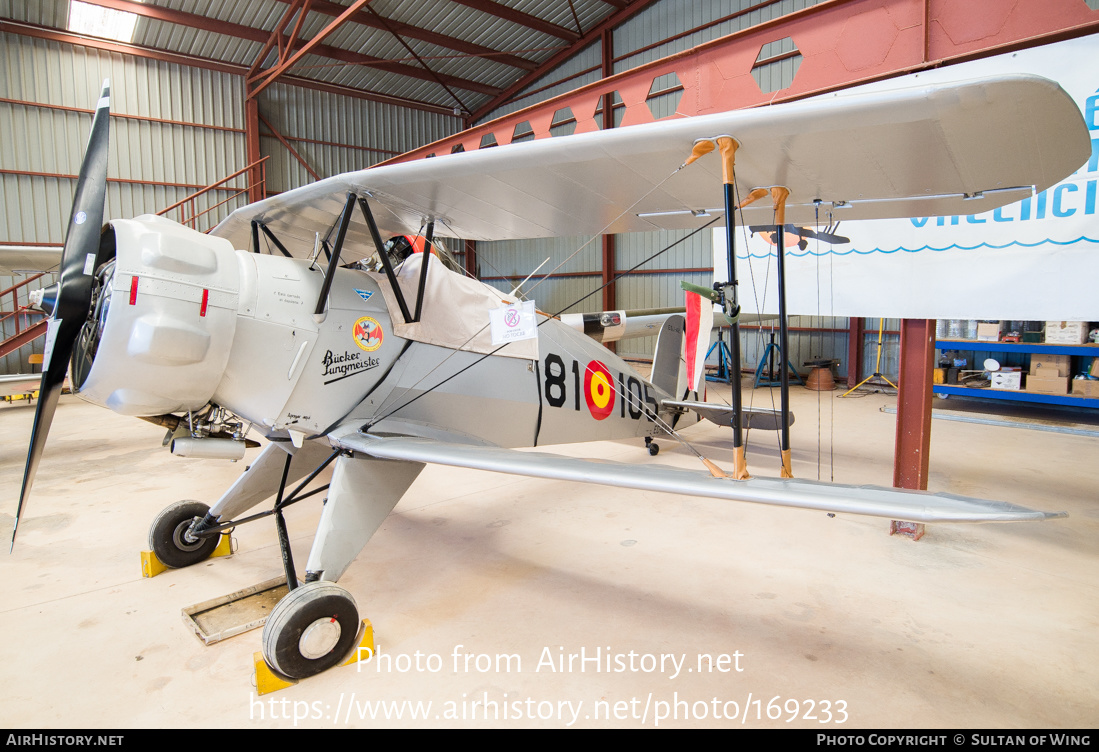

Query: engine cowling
[[73, 215, 240, 416]]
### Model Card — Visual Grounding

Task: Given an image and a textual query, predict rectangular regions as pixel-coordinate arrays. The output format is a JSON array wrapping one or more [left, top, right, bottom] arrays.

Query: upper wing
[[328, 429, 1064, 524], [211, 74, 1088, 260]]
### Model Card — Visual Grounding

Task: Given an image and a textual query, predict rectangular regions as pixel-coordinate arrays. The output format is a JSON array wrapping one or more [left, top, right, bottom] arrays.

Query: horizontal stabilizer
[[560, 309, 776, 343], [330, 431, 1064, 524], [662, 399, 792, 431]]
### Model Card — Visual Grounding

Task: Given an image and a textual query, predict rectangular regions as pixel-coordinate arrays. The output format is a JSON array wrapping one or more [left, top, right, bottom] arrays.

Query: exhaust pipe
[[170, 437, 247, 461]]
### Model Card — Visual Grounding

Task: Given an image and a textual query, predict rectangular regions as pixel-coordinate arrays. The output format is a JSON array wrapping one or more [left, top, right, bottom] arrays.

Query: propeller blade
[[813, 231, 850, 245], [750, 224, 852, 246], [797, 226, 851, 245], [12, 80, 111, 550]]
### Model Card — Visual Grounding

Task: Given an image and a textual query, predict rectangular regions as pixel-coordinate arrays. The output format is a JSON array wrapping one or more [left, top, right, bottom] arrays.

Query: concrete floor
[[1, 381, 1096, 729]]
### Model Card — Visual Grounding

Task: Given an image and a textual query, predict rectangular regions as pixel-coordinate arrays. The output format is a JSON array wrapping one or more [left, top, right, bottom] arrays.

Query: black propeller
[[12, 81, 112, 550], [748, 223, 851, 246]]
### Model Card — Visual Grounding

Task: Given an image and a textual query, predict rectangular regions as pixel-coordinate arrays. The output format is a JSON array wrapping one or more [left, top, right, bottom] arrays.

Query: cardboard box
[[976, 322, 1002, 342], [1044, 321, 1089, 345], [1026, 374, 1070, 395], [1030, 353, 1072, 377], [990, 370, 1023, 390], [1073, 378, 1099, 398]]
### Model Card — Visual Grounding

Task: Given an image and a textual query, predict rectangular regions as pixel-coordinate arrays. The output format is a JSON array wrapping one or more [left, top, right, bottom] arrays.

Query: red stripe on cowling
[[200, 289, 209, 317], [129, 275, 139, 305]]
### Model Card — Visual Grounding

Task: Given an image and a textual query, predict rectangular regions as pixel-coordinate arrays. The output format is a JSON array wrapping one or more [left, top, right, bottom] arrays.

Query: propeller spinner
[[12, 80, 112, 549]]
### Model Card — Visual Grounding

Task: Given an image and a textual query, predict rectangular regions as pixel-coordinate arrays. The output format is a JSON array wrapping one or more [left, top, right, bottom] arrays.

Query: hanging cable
[[814, 201, 822, 481], [829, 209, 835, 482]]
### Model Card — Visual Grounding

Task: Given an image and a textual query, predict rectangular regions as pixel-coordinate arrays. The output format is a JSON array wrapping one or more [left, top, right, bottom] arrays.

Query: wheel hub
[[172, 518, 204, 551], [299, 617, 342, 660]]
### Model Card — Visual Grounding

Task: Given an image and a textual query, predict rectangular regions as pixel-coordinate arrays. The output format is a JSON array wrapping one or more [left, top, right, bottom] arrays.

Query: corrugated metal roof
[[2, 1, 826, 122], [0, 0, 634, 116]]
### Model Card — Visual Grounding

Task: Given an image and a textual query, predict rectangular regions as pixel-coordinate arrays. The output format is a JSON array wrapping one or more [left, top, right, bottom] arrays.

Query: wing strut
[[251, 219, 294, 258], [685, 136, 757, 479], [769, 187, 794, 479], [716, 137, 749, 480], [358, 195, 414, 323], [313, 192, 356, 322], [412, 220, 435, 323]]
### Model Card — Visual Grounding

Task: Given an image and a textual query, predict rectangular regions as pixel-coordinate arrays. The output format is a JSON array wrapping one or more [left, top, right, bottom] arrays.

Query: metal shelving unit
[[933, 339, 1099, 408]]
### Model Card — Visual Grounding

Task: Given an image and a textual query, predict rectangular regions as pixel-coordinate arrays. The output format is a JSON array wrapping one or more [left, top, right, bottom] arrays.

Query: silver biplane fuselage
[[80, 215, 679, 453]]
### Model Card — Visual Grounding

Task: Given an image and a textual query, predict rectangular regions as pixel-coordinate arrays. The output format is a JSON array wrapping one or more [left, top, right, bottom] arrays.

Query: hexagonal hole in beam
[[1086, 0, 1099, 10], [751, 37, 802, 94], [479, 133, 498, 149], [646, 72, 683, 119], [593, 91, 624, 128], [512, 120, 535, 143], [451, 143, 465, 154], [550, 107, 576, 137]]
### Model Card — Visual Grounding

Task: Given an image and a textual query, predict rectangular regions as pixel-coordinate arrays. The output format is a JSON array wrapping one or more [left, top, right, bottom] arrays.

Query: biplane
[[11, 72, 1086, 679]]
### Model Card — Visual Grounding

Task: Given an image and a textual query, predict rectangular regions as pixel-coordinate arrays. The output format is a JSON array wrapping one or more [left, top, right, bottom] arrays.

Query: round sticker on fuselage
[[353, 316, 384, 352], [584, 360, 615, 420]]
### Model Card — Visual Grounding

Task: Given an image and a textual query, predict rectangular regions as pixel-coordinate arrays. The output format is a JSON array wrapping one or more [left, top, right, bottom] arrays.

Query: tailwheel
[[148, 500, 219, 569], [262, 582, 359, 679], [645, 436, 659, 456]]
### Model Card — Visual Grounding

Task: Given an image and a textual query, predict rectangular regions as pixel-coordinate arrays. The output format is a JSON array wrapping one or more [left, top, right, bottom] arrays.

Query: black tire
[[648, 442, 659, 456], [262, 582, 360, 679], [148, 500, 219, 569]]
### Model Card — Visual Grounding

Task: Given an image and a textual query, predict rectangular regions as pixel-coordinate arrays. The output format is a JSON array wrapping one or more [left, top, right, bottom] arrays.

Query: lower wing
[[327, 429, 1064, 524]]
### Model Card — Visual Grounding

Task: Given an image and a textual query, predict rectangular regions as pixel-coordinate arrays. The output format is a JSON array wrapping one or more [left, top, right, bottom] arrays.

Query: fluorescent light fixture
[[68, 1, 141, 44], [636, 208, 723, 219]]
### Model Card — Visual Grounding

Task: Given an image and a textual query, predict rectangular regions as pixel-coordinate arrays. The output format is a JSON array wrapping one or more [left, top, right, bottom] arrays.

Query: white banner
[[716, 34, 1099, 320]]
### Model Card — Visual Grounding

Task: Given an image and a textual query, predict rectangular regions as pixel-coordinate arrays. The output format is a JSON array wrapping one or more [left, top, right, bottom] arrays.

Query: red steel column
[[846, 316, 864, 387], [601, 234, 616, 312], [464, 239, 477, 277], [245, 96, 263, 202], [600, 28, 617, 352], [893, 318, 935, 490]]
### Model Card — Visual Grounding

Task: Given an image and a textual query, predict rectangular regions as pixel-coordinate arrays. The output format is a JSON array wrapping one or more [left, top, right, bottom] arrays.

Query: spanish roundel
[[584, 360, 615, 420]]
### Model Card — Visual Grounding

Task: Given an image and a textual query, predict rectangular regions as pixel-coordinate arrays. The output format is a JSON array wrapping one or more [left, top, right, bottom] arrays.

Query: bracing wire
[[367, 163, 712, 428], [738, 186, 784, 460], [368, 218, 720, 428], [732, 181, 782, 461], [522, 162, 693, 299]]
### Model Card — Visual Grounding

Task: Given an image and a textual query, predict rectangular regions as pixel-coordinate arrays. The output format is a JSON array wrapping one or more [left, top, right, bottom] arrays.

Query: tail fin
[[683, 291, 713, 392], [651, 314, 686, 397]]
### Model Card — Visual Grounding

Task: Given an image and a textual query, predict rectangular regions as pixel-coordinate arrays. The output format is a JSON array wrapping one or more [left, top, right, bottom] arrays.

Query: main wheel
[[262, 582, 360, 679], [148, 500, 219, 569]]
